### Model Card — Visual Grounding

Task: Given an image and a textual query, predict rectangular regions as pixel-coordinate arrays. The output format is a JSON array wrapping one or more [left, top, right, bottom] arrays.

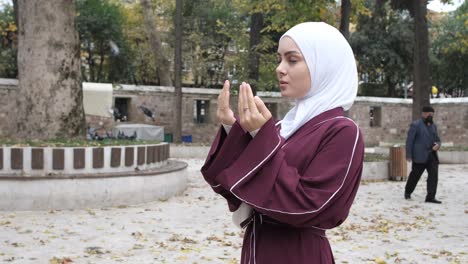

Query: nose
[[276, 62, 286, 77]]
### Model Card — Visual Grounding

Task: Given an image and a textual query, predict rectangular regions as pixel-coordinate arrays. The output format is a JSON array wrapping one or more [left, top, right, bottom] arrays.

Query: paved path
[[0, 160, 466, 264]]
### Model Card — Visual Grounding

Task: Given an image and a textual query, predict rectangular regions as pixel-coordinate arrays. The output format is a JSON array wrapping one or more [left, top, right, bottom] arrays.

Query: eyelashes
[[277, 58, 299, 65]]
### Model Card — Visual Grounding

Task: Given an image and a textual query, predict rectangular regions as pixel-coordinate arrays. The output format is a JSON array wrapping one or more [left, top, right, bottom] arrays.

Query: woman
[[201, 22, 364, 264]]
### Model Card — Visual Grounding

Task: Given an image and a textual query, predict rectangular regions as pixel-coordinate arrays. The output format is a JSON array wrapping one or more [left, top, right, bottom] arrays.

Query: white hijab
[[279, 22, 358, 139]]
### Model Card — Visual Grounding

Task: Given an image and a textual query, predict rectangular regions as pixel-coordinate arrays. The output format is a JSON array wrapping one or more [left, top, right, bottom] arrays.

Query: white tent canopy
[[82, 82, 113, 117]]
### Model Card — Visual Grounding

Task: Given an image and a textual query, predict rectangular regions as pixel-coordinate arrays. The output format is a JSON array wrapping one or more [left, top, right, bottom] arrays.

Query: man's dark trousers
[[405, 152, 438, 200]]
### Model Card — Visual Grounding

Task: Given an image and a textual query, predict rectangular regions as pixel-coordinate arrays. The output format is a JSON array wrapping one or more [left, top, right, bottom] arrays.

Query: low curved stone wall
[[0, 160, 188, 210], [0, 143, 169, 177], [438, 151, 468, 164], [0, 143, 189, 210]]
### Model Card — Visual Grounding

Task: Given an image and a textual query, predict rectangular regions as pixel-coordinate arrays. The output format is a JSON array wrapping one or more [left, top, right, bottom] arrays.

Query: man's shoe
[[425, 198, 442, 204], [404, 192, 411, 200]]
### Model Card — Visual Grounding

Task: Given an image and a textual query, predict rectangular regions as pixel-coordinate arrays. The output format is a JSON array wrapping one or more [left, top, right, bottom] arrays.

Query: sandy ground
[[0, 159, 466, 264]]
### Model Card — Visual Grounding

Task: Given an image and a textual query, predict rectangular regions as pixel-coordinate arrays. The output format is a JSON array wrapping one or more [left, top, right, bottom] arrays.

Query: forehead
[[278, 36, 302, 54]]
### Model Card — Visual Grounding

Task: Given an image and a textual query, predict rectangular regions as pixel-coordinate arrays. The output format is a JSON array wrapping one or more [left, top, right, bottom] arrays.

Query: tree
[[13, 0, 85, 139], [181, 0, 247, 88], [390, 0, 449, 120], [0, 2, 17, 78], [237, 0, 338, 91], [430, 2, 468, 97], [174, 0, 182, 143], [248, 12, 264, 92], [140, 0, 173, 86], [340, 0, 352, 39], [76, 0, 131, 83], [350, 1, 414, 97]]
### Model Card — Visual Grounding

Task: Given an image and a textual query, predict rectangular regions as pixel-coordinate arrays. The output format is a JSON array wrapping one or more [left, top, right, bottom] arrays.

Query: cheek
[[296, 68, 311, 96]]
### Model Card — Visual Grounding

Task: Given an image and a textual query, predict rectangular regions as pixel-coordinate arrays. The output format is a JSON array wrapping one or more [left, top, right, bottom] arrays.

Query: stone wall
[[1, 79, 467, 146], [113, 85, 293, 144], [0, 143, 170, 177], [350, 97, 468, 146]]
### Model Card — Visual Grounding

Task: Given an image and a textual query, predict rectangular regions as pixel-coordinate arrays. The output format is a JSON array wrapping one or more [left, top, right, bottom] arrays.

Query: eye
[[276, 57, 282, 64], [288, 57, 298, 64]]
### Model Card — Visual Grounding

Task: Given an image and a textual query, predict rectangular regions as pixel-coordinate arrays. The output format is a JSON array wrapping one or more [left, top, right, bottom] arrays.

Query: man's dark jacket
[[406, 119, 442, 163]]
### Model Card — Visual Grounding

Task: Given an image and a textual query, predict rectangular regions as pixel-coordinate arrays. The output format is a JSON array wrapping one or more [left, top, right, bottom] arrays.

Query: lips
[[279, 81, 288, 89]]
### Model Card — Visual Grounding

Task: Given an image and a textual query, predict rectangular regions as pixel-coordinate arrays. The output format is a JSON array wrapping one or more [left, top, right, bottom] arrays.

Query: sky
[[427, 0, 465, 12]]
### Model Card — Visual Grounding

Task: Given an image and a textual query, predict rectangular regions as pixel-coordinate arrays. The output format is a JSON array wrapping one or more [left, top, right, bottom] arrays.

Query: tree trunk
[[339, 0, 352, 40], [12, 0, 18, 30], [387, 77, 396, 97], [87, 43, 95, 82], [13, 0, 85, 140], [173, 0, 183, 143], [140, 0, 173, 87], [412, 0, 431, 120], [248, 12, 263, 93], [97, 43, 105, 82]]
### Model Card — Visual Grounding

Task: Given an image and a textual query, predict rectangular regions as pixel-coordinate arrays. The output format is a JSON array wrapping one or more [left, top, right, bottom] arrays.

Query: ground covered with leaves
[[0, 160, 466, 264]]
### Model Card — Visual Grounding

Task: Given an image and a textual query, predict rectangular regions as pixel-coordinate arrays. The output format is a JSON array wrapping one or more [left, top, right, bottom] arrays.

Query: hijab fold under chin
[[279, 22, 358, 139]]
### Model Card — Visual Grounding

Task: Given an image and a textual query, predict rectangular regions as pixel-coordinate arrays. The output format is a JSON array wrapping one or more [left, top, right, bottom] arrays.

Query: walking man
[[405, 106, 442, 204]]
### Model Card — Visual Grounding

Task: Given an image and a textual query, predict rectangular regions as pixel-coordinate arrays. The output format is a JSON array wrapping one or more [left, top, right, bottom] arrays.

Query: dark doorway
[[114, 98, 131, 121]]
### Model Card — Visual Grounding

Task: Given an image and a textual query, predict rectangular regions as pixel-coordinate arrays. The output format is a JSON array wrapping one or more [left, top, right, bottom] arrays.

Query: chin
[[280, 90, 290, 97]]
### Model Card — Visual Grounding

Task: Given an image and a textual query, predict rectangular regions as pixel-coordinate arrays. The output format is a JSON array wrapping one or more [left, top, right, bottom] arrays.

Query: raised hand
[[238, 82, 272, 132], [217, 80, 236, 125]]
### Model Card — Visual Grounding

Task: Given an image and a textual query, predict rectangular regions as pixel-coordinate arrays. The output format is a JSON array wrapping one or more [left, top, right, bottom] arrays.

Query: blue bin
[[182, 135, 192, 143]]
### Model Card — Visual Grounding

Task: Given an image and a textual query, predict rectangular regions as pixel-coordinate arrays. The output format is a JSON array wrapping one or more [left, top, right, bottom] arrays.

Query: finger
[[238, 83, 245, 121], [254, 96, 272, 120], [241, 83, 252, 121], [245, 83, 258, 113], [242, 82, 250, 113], [222, 80, 230, 109]]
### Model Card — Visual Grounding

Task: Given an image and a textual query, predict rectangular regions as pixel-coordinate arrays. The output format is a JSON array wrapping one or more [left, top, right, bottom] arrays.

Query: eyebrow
[[277, 50, 302, 56]]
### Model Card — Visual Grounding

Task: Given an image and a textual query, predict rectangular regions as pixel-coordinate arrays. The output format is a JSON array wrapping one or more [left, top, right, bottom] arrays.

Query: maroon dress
[[201, 107, 364, 264]]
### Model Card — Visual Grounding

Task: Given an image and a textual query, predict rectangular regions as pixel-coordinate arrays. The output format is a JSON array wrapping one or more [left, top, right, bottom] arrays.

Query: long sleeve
[[214, 118, 364, 229], [433, 124, 441, 147], [201, 120, 252, 211], [406, 122, 417, 159]]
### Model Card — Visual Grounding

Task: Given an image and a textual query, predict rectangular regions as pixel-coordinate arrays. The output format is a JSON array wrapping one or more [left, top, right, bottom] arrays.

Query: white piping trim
[[229, 133, 282, 192], [230, 116, 360, 215], [211, 184, 221, 188]]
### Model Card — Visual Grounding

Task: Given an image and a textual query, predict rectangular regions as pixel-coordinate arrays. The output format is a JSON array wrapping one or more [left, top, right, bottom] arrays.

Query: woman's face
[[276, 36, 311, 99]]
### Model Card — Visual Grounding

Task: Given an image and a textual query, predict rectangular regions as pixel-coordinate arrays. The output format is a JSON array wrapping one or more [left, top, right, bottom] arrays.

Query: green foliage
[[232, 0, 339, 91], [0, 2, 17, 78], [182, 0, 249, 88], [350, 2, 414, 97], [76, 0, 133, 83], [430, 2, 468, 97]]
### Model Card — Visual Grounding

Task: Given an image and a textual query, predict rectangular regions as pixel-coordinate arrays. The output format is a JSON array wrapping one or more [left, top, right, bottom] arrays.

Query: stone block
[[52, 149, 65, 170], [125, 147, 134, 167], [31, 148, 44, 170], [11, 148, 23, 170], [93, 148, 104, 168], [137, 147, 145, 165], [111, 148, 121, 167], [74, 149, 85, 169], [147, 146, 154, 164]]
